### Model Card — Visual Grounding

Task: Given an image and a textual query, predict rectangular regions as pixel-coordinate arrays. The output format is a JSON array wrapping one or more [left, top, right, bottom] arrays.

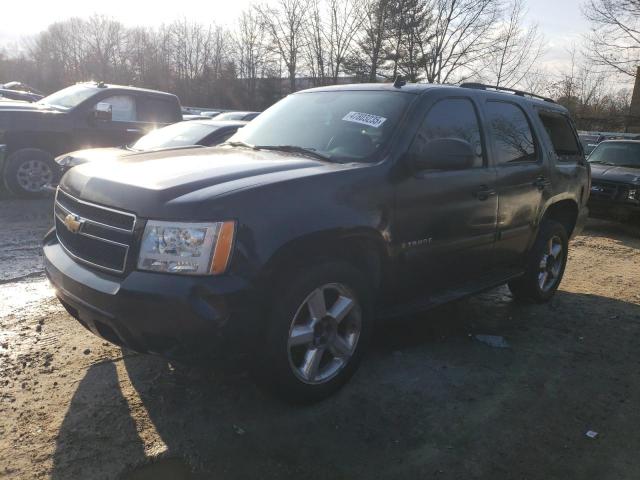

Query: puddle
[[0, 277, 54, 319], [121, 457, 192, 480]]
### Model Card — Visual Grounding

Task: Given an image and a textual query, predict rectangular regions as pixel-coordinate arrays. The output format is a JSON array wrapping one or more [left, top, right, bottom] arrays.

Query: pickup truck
[[0, 82, 182, 196], [44, 81, 590, 402]]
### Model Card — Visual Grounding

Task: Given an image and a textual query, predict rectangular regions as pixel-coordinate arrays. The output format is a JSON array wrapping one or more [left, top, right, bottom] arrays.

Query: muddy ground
[[1, 196, 639, 480]]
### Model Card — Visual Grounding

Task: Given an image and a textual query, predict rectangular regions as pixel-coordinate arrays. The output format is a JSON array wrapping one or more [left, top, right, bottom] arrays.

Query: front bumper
[[43, 231, 262, 361], [588, 199, 640, 222], [0, 144, 7, 192]]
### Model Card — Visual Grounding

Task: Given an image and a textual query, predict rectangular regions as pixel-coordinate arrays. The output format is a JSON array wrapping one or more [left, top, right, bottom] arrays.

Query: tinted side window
[[98, 95, 137, 122], [538, 112, 581, 162], [486, 101, 537, 165], [137, 97, 178, 123], [410, 98, 484, 168]]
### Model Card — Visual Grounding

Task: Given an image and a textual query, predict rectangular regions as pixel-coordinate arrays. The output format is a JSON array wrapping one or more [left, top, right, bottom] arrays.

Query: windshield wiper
[[221, 140, 257, 149], [254, 145, 332, 162], [589, 160, 615, 165]]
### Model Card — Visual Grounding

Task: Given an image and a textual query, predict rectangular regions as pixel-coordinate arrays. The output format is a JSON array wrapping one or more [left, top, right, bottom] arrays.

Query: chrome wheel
[[16, 159, 53, 192], [538, 235, 563, 292], [287, 283, 362, 385]]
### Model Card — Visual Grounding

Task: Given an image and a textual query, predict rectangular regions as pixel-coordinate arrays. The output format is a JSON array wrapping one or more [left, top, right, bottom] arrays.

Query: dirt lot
[[1, 196, 640, 480]]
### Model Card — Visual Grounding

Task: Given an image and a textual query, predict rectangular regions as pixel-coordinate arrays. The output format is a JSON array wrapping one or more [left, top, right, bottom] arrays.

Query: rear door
[[394, 94, 498, 294], [486, 100, 549, 268]]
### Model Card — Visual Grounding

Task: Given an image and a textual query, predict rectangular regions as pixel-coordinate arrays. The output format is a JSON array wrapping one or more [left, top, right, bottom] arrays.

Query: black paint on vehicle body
[[44, 83, 590, 362]]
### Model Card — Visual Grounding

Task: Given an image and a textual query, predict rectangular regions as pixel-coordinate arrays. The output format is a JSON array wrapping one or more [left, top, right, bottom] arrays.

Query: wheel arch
[[258, 227, 392, 293], [540, 197, 580, 237]]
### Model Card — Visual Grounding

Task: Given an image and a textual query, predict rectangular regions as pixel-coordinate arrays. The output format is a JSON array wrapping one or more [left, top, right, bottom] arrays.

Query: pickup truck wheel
[[4, 148, 57, 197], [508, 220, 568, 303], [260, 261, 372, 403]]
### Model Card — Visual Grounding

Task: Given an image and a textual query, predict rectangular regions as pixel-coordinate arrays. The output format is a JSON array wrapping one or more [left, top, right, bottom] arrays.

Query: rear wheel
[[4, 148, 57, 197], [260, 261, 373, 403], [508, 220, 568, 303]]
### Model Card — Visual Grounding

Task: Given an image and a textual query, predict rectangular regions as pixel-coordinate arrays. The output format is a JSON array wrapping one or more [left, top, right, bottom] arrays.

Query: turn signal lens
[[210, 221, 236, 275]]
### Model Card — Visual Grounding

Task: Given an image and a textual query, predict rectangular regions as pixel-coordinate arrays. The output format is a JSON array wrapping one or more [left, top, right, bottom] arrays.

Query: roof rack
[[460, 82, 555, 103]]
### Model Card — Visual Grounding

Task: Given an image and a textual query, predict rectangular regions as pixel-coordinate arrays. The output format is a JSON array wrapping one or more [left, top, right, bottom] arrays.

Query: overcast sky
[[2, 0, 593, 79]]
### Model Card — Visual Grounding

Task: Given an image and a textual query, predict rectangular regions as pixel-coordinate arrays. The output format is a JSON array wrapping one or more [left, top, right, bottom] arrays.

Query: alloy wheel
[[287, 283, 362, 385], [538, 235, 564, 292]]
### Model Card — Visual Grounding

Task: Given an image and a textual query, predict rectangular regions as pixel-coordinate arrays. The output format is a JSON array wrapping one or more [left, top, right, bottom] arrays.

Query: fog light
[[628, 189, 637, 200]]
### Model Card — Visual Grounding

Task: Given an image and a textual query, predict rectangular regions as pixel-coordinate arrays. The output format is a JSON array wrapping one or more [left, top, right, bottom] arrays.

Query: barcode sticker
[[342, 111, 387, 128]]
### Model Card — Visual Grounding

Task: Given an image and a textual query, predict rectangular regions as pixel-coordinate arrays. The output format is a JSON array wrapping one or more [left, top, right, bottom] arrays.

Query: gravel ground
[[1, 197, 640, 479]]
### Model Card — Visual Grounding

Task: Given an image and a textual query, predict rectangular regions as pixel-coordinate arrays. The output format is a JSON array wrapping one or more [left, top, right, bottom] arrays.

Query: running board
[[376, 271, 523, 321]]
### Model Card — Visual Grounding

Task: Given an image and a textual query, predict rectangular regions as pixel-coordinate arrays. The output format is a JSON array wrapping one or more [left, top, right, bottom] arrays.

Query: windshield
[[588, 142, 640, 168], [131, 122, 217, 151], [216, 112, 247, 121], [228, 90, 413, 163], [38, 84, 99, 110]]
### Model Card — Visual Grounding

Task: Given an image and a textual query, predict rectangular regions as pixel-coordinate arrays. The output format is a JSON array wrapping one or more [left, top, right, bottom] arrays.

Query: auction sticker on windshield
[[342, 111, 387, 128]]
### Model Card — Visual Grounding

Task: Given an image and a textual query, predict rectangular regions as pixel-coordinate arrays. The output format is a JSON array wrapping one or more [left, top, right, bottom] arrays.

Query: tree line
[[0, 0, 637, 130]]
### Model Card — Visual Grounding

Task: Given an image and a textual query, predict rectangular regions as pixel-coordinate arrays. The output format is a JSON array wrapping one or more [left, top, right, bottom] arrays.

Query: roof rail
[[460, 82, 555, 104]]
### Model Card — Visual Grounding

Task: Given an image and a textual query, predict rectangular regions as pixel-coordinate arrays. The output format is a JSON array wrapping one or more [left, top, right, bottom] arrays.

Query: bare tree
[[487, 0, 545, 88], [304, 0, 328, 85], [255, 0, 309, 92], [583, 0, 640, 78], [326, 0, 365, 83], [420, 0, 502, 84], [236, 9, 270, 107]]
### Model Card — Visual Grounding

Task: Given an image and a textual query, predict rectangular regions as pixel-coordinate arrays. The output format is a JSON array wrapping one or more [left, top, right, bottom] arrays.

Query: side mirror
[[411, 138, 476, 171], [92, 102, 112, 122]]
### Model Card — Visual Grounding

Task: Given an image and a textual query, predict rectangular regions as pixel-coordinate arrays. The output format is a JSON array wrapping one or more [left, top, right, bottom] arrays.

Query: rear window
[[538, 112, 582, 162], [137, 97, 178, 123], [131, 122, 217, 150]]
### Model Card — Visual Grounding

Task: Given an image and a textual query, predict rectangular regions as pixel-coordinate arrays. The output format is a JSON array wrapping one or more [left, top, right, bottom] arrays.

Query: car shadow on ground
[[50, 287, 640, 480]]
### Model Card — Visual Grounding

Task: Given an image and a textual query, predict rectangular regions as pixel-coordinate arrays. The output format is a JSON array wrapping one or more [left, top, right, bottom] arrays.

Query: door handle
[[474, 185, 496, 201], [126, 128, 143, 134], [533, 176, 550, 190]]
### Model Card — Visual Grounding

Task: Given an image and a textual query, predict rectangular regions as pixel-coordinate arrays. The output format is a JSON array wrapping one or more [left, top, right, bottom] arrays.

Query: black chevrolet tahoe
[[587, 140, 640, 223], [43, 82, 590, 402], [0, 82, 182, 196]]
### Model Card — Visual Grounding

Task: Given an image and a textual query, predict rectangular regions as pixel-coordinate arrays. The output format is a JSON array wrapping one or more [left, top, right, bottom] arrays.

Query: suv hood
[[590, 163, 640, 184], [60, 145, 207, 164], [60, 147, 351, 217], [0, 101, 58, 113]]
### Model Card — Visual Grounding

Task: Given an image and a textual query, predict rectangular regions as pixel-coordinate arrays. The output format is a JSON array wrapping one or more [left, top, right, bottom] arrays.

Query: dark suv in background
[[0, 82, 182, 196], [588, 140, 640, 222], [44, 82, 589, 402]]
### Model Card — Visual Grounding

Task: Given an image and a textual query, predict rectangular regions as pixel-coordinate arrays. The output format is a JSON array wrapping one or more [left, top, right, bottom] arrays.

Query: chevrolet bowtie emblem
[[63, 214, 83, 234]]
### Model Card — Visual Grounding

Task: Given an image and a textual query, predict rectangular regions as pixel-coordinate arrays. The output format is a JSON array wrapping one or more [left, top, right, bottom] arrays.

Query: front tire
[[508, 219, 569, 303], [4, 148, 58, 197], [260, 261, 373, 403]]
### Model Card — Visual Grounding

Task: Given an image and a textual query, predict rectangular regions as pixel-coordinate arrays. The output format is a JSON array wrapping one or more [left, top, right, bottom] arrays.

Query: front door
[[74, 94, 146, 149], [394, 96, 498, 296]]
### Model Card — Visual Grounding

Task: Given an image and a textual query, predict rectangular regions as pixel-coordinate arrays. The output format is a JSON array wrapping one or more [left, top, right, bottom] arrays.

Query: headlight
[[138, 220, 235, 275], [56, 155, 88, 168]]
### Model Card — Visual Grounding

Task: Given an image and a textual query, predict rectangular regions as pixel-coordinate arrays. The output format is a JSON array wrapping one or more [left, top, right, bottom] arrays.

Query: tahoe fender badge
[[401, 237, 433, 249], [64, 213, 84, 234]]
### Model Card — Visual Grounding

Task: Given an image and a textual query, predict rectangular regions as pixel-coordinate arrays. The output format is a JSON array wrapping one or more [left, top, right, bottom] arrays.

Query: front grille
[[54, 188, 137, 274], [590, 180, 621, 200]]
